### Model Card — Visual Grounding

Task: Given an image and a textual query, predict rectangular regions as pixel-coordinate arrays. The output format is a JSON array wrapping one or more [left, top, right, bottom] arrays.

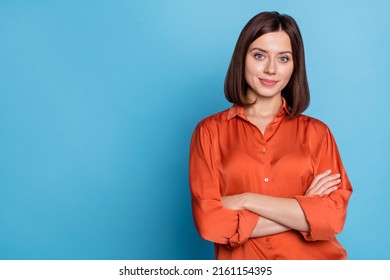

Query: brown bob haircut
[[224, 11, 310, 118]]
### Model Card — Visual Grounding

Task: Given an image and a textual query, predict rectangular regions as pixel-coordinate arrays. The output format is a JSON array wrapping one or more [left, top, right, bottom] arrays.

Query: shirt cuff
[[227, 210, 259, 248], [295, 195, 333, 241]]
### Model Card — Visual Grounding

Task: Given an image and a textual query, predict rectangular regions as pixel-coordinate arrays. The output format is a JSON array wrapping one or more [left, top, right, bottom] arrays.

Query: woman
[[189, 11, 352, 259]]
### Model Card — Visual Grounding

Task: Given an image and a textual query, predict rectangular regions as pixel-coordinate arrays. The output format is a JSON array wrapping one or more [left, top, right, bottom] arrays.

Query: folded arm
[[223, 170, 341, 236], [190, 124, 259, 248], [223, 126, 353, 241]]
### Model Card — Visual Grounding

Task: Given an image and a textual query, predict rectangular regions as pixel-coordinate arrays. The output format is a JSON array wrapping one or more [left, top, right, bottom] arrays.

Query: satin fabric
[[189, 99, 352, 259]]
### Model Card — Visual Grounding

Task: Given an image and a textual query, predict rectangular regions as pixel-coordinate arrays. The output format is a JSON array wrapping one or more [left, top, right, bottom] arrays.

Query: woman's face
[[245, 30, 294, 101]]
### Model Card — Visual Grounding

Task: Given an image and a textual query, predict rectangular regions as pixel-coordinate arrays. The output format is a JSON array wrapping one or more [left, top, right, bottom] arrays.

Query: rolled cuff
[[295, 195, 333, 241], [227, 210, 259, 248]]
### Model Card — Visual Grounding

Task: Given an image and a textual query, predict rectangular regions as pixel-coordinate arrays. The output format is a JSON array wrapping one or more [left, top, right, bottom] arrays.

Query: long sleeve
[[188, 105, 351, 259], [189, 123, 259, 248], [295, 126, 353, 241]]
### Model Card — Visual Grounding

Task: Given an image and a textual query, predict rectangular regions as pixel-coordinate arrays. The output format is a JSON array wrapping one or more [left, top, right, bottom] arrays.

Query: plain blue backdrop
[[0, 0, 389, 259]]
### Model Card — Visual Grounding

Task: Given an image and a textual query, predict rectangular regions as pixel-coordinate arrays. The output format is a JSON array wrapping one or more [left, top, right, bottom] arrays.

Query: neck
[[244, 95, 283, 135], [245, 95, 283, 119]]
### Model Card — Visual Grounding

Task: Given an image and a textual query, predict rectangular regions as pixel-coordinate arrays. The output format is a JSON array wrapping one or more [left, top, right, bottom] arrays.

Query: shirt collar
[[227, 97, 291, 121]]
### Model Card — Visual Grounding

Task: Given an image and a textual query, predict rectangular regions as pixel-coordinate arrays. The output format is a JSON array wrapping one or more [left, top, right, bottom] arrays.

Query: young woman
[[189, 11, 352, 259]]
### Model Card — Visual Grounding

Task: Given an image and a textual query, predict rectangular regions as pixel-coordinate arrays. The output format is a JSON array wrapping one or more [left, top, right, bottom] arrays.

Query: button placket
[[260, 143, 271, 185]]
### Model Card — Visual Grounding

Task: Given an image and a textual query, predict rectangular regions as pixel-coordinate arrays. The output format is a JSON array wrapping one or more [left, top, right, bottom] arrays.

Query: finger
[[308, 169, 332, 190], [315, 175, 341, 193], [308, 173, 340, 193], [320, 186, 339, 196], [306, 175, 341, 196], [316, 179, 341, 194], [308, 178, 341, 196]]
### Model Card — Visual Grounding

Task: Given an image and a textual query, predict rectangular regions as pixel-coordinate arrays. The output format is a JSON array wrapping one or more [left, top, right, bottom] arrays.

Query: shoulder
[[295, 114, 332, 138], [195, 108, 230, 130], [191, 108, 232, 143], [296, 114, 329, 128], [190, 109, 230, 145]]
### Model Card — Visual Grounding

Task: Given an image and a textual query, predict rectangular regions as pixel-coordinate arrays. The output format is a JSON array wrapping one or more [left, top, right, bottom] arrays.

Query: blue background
[[0, 0, 389, 260]]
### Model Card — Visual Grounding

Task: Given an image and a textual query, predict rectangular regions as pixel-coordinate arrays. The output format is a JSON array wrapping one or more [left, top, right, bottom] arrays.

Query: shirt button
[[261, 147, 266, 153], [264, 177, 269, 183]]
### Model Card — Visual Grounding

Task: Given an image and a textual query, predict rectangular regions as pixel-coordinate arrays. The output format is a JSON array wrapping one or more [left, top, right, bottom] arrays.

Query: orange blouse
[[189, 100, 352, 259]]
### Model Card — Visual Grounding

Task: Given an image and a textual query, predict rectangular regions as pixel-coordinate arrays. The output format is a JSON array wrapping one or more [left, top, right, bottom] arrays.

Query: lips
[[259, 78, 278, 87]]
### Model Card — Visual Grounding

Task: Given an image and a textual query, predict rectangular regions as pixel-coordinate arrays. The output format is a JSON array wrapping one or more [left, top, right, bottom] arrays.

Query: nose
[[264, 58, 276, 75]]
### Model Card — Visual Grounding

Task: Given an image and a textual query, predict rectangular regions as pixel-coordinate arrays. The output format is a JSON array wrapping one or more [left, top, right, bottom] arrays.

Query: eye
[[278, 56, 290, 63], [254, 53, 265, 60]]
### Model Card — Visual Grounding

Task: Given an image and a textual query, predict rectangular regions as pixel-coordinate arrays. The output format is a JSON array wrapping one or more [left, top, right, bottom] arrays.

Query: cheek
[[245, 64, 262, 85], [282, 65, 294, 81], [244, 64, 256, 84], [277, 67, 294, 90], [245, 57, 262, 76]]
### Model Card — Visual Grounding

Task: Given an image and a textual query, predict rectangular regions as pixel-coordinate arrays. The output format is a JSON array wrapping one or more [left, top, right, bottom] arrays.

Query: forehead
[[249, 31, 292, 52]]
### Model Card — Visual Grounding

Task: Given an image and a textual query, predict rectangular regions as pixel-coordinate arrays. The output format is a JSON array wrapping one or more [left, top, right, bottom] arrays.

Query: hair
[[224, 11, 310, 118]]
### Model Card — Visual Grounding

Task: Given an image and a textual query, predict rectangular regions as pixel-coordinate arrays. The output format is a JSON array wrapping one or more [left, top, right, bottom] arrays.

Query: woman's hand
[[221, 193, 251, 210], [305, 169, 341, 196], [221, 170, 340, 211]]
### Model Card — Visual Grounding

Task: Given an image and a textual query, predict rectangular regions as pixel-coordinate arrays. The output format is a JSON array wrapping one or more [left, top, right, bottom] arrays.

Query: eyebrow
[[250, 47, 292, 55]]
